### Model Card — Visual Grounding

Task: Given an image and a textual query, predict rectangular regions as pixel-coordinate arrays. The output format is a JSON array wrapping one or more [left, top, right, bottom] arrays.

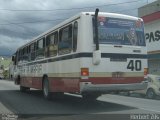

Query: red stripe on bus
[[89, 77, 144, 84], [21, 77, 80, 92], [142, 11, 160, 23], [20, 76, 144, 92], [49, 77, 80, 92], [21, 77, 42, 89]]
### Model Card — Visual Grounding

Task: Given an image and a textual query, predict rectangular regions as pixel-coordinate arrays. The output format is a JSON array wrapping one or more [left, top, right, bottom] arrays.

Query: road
[[0, 80, 160, 120]]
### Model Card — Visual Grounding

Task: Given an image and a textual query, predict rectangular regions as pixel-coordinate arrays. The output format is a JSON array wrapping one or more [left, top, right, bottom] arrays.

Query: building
[[138, 0, 160, 75]]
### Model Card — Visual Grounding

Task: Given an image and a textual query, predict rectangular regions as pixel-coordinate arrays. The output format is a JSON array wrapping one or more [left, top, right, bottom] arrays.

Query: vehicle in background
[[130, 74, 160, 99], [0, 75, 4, 79]]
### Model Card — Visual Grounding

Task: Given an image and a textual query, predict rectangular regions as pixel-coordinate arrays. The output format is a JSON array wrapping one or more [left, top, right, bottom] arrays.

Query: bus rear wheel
[[20, 86, 30, 92], [43, 77, 52, 100]]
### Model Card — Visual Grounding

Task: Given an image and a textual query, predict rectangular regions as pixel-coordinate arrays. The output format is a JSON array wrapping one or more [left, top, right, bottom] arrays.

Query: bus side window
[[22, 46, 29, 62], [36, 38, 45, 60], [28, 45, 31, 61], [22, 48, 25, 61], [18, 50, 21, 61], [15, 52, 18, 65], [58, 24, 72, 55], [73, 21, 78, 52], [18, 48, 23, 62], [45, 32, 58, 57], [30, 43, 36, 61], [46, 35, 50, 57]]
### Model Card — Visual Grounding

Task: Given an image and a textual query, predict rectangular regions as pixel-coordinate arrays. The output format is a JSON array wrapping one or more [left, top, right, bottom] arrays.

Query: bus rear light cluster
[[144, 68, 148, 76], [81, 68, 89, 76]]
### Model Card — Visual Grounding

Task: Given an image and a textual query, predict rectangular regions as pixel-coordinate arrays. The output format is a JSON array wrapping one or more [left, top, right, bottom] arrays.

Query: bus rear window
[[93, 17, 145, 46]]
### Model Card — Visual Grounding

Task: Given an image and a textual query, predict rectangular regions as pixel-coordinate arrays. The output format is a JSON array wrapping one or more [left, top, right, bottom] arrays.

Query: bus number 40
[[127, 60, 141, 71]]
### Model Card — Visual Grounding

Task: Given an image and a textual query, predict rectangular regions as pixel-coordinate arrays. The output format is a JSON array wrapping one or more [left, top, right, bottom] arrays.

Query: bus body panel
[[13, 12, 148, 95]]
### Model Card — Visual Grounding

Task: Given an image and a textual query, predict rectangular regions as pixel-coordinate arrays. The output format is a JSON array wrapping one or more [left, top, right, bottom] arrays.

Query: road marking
[[98, 94, 160, 113], [139, 108, 160, 113], [0, 102, 13, 114], [57, 93, 160, 113]]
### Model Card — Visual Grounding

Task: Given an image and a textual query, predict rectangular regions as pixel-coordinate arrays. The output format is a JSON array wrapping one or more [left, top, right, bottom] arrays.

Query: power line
[[0, 6, 147, 26], [0, 18, 66, 26], [1, 18, 40, 35], [0, 0, 144, 12], [0, 6, 144, 26], [0, 0, 148, 26], [114, 6, 141, 13]]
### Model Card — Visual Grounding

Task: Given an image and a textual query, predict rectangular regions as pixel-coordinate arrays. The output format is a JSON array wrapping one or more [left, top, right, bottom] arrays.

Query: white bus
[[12, 9, 148, 100]]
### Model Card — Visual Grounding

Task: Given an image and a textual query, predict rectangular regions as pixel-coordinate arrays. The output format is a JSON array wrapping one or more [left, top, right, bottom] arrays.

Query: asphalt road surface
[[0, 80, 160, 120]]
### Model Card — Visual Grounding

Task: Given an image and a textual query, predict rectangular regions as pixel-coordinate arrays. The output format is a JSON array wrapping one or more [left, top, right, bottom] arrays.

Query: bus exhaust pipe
[[95, 8, 99, 51], [93, 8, 101, 65]]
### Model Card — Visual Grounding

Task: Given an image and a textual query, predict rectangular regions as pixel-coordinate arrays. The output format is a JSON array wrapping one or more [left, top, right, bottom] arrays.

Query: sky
[[0, 0, 156, 56]]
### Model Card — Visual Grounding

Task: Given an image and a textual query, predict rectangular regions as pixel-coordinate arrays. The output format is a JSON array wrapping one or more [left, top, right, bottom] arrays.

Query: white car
[[131, 74, 160, 99], [0, 75, 4, 79]]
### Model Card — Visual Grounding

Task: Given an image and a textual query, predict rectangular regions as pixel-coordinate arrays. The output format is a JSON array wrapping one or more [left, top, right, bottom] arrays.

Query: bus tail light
[[81, 68, 89, 76], [144, 68, 148, 76]]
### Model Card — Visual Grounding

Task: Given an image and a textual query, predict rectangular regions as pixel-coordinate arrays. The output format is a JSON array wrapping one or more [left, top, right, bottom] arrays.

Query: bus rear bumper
[[80, 81, 148, 93]]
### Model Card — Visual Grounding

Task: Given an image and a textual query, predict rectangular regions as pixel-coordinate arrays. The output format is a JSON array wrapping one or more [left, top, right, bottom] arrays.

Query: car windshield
[[93, 17, 146, 46]]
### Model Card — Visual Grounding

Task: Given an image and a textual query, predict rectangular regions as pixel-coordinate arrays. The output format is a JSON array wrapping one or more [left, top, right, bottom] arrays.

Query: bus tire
[[146, 88, 156, 99], [20, 86, 30, 92], [15, 75, 20, 85], [43, 77, 52, 100]]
